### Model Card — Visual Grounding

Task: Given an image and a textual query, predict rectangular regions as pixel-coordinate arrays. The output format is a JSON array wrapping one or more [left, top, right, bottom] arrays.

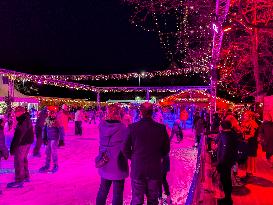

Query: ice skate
[[7, 181, 23, 188], [39, 165, 50, 173], [24, 178, 30, 182], [50, 165, 58, 173]]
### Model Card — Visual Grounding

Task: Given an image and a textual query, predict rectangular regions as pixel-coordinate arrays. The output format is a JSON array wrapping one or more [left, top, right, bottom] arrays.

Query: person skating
[[154, 108, 164, 124], [57, 104, 69, 147], [180, 108, 189, 129], [33, 107, 48, 157], [170, 119, 183, 143], [74, 107, 85, 136], [7, 106, 34, 188], [193, 112, 204, 147], [39, 110, 61, 173]]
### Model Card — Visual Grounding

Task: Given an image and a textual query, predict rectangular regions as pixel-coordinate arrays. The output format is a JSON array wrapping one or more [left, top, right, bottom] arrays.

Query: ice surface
[[0, 122, 197, 205]]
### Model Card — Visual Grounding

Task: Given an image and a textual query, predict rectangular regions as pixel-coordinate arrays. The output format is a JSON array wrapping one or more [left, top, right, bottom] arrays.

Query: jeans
[[159, 173, 170, 198], [33, 126, 43, 155], [131, 178, 160, 205], [14, 144, 31, 182], [96, 178, 125, 205], [59, 126, 65, 141], [45, 140, 58, 167], [75, 121, 82, 136]]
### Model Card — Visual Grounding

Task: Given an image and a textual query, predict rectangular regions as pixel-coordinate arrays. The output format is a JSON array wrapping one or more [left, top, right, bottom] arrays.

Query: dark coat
[[217, 130, 239, 168], [259, 121, 273, 154], [161, 155, 170, 173], [171, 123, 183, 138], [43, 117, 61, 141], [35, 109, 48, 128], [10, 113, 34, 155], [122, 118, 170, 180], [195, 118, 204, 135], [98, 120, 129, 180], [0, 126, 9, 160]]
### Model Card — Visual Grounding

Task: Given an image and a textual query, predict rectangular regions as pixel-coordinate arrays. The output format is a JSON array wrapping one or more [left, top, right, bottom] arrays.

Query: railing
[[185, 134, 206, 205]]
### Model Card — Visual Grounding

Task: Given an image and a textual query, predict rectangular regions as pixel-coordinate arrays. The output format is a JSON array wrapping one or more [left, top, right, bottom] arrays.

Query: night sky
[[0, 0, 168, 74]]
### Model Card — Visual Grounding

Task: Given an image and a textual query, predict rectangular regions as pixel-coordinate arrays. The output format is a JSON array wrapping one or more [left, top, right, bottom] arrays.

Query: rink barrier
[[185, 134, 206, 205]]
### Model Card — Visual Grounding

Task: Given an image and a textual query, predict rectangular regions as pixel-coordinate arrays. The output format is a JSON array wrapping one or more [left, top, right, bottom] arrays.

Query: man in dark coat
[[33, 107, 48, 157], [123, 102, 170, 205], [217, 120, 239, 205], [7, 106, 34, 188]]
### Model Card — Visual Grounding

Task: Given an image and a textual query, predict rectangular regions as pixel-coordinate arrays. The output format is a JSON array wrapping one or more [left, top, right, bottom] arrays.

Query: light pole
[[138, 72, 145, 87]]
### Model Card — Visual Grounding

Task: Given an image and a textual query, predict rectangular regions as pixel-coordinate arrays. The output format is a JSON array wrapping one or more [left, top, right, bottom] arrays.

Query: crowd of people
[[203, 109, 273, 205], [1, 101, 272, 205]]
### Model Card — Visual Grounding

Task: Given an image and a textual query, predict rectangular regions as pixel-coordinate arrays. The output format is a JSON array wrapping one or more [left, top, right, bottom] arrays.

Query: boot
[[58, 140, 64, 147], [166, 195, 172, 205], [24, 177, 30, 182], [39, 165, 50, 173], [7, 181, 23, 188], [50, 165, 58, 173]]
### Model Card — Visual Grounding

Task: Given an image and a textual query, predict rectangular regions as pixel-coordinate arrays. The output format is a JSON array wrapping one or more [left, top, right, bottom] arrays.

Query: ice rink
[[0, 122, 197, 205]]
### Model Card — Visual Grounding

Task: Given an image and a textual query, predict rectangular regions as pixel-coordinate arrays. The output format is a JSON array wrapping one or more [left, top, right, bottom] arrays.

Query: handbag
[[95, 134, 114, 168], [236, 140, 248, 165]]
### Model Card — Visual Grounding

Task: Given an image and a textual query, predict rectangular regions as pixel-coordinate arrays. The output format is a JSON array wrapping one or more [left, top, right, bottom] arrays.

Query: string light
[[0, 67, 209, 82], [125, 0, 213, 73]]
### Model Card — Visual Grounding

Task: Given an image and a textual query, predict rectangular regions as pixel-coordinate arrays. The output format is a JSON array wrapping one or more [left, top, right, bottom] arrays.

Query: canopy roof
[[159, 90, 233, 109]]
